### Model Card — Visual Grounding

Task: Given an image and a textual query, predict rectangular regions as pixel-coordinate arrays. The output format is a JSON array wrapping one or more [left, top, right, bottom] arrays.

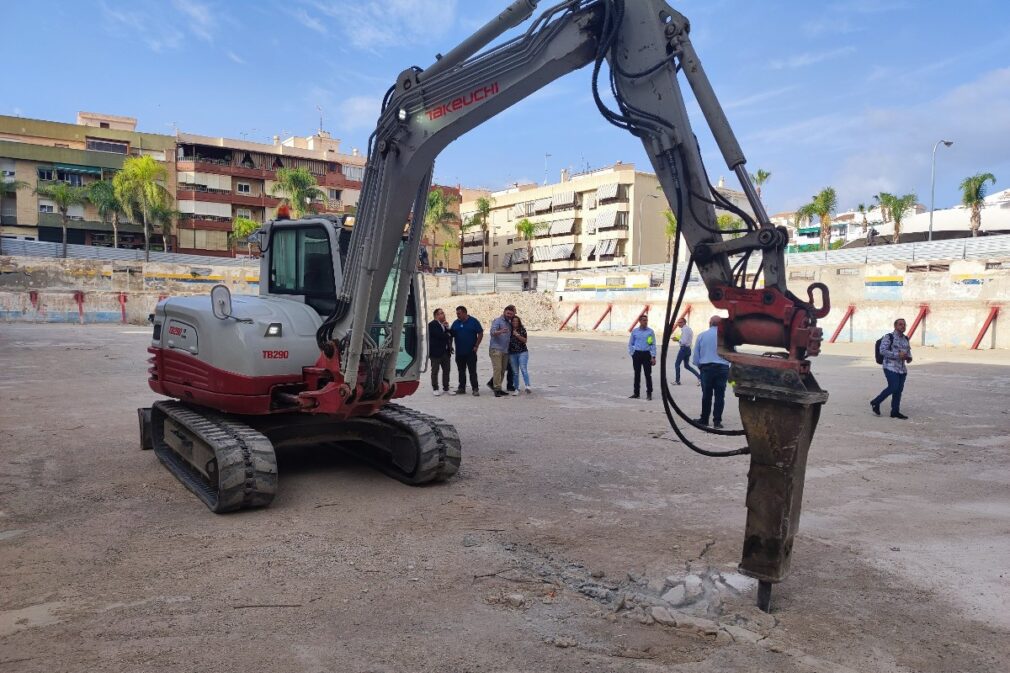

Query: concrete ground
[[1, 324, 1007, 673]]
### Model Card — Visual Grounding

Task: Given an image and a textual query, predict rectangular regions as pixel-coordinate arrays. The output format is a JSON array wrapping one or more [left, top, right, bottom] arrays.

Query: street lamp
[[929, 139, 953, 242], [637, 193, 659, 267]]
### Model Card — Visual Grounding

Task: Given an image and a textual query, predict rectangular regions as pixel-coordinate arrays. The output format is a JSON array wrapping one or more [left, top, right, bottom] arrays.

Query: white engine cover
[[153, 294, 324, 377]]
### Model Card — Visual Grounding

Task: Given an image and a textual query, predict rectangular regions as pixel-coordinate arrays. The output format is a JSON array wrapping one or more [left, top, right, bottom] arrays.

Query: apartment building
[[174, 130, 365, 256], [0, 112, 176, 248]]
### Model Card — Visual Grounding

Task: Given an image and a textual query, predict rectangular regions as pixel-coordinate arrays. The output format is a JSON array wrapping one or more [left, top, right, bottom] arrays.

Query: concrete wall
[[0, 256, 259, 324]]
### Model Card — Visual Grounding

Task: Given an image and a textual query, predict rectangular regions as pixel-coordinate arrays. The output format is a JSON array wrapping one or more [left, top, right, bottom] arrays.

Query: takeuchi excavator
[[139, 0, 831, 611]]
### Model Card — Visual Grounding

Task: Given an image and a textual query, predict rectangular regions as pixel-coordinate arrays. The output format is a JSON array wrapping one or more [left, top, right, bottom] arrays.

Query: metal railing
[[0, 239, 255, 267]]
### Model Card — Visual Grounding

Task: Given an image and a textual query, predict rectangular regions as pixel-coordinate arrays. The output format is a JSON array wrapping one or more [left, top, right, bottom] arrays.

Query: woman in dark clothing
[[508, 315, 531, 395]]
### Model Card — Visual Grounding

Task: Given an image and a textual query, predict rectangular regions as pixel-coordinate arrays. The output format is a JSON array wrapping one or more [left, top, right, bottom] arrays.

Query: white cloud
[[100, 1, 184, 52], [336, 96, 383, 131], [226, 50, 246, 65], [770, 46, 855, 70], [308, 0, 457, 50], [725, 85, 798, 111], [291, 8, 327, 34], [172, 0, 215, 41]]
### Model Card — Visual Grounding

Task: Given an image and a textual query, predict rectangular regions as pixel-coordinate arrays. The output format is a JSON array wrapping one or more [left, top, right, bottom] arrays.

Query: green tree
[[796, 187, 838, 251], [0, 176, 30, 256], [716, 213, 743, 239], [959, 172, 997, 237], [662, 209, 678, 260], [515, 217, 545, 289], [437, 239, 458, 270], [231, 216, 261, 257], [473, 196, 493, 273], [149, 203, 181, 252], [424, 188, 460, 268], [856, 202, 869, 234], [34, 182, 89, 258], [750, 169, 771, 200], [271, 167, 325, 218], [87, 180, 124, 249], [877, 192, 917, 244], [874, 192, 893, 222], [113, 155, 173, 261]]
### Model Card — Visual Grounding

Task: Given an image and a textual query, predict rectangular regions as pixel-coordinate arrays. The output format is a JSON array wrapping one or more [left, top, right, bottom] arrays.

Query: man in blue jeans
[[871, 317, 912, 419], [674, 317, 700, 385], [692, 315, 730, 428]]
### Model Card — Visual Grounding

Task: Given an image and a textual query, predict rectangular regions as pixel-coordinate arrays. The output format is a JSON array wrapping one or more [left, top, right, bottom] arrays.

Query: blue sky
[[7, 1, 1010, 213]]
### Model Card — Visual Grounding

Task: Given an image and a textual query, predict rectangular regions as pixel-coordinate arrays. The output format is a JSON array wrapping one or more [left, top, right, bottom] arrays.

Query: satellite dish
[[210, 284, 233, 320]]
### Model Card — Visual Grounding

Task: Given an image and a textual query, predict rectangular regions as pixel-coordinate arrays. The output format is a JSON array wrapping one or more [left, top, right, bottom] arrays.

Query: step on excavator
[[139, 0, 831, 612]]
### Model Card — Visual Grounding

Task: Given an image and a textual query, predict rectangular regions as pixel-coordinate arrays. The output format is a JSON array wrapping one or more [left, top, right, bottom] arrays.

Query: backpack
[[874, 333, 892, 365]]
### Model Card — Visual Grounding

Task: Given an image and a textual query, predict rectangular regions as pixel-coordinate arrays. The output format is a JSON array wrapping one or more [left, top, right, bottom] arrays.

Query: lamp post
[[637, 193, 659, 267], [929, 139, 953, 242]]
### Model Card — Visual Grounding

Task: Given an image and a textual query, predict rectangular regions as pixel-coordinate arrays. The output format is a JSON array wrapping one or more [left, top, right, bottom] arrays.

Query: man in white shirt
[[674, 317, 701, 386]]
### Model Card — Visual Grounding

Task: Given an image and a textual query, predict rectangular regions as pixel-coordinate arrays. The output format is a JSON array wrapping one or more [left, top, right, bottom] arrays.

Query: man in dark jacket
[[427, 308, 453, 396]]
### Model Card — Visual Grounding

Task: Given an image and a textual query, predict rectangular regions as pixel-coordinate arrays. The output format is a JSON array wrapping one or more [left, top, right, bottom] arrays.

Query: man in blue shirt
[[627, 313, 657, 400], [488, 304, 516, 397], [692, 315, 731, 428], [450, 305, 484, 396]]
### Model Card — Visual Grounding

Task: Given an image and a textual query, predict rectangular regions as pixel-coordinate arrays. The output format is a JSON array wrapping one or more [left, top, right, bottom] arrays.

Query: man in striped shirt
[[871, 318, 912, 419]]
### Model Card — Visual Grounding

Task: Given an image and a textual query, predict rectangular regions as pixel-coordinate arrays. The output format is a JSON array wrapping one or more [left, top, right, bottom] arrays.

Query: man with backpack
[[871, 318, 912, 419]]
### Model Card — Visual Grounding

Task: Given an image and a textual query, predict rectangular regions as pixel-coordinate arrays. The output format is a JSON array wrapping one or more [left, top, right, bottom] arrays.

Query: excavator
[[138, 0, 830, 611]]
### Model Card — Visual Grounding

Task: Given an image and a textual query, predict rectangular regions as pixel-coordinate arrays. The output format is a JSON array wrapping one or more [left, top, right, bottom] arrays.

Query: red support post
[[971, 306, 1000, 350], [73, 290, 85, 325], [29, 290, 39, 310], [592, 304, 613, 331], [628, 305, 650, 333], [118, 292, 128, 324], [558, 304, 579, 331], [828, 305, 856, 344], [906, 304, 929, 339]]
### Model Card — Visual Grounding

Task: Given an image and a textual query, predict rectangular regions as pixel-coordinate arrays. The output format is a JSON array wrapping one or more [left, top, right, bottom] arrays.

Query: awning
[[462, 252, 483, 264], [596, 182, 619, 201], [503, 252, 513, 268], [593, 210, 619, 231], [597, 239, 618, 256], [55, 163, 103, 175], [512, 203, 526, 217], [554, 190, 575, 207], [584, 243, 596, 259], [532, 243, 574, 262], [512, 247, 529, 264], [533, 196, 553, 212], [548, 218, 576, 235], [798, 227, 819, 235], [463, 231, 483, 244]]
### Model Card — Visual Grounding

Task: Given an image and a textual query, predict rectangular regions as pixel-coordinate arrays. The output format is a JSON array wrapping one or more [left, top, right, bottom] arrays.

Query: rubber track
[[151, 401, 278, 513], [361, 403, 461, 485]]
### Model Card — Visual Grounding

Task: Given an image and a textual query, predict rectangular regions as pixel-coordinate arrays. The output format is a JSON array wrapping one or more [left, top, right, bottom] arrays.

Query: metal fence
[[450, 273, 525, 295], [0, 239, 256, 267], [787, 234, 1010, 266]]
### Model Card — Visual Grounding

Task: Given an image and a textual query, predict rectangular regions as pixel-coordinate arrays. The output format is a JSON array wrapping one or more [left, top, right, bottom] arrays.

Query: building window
[[240, 153, 255, 168], [37, 168, 54, 182], [56, 170, 84, 187], [343, 165, 365, 182], [99, 122, 110, 129], [86, 138, 129, 154], [272, 157, 284, 170], [39, 204, 55, 213], [329, 188, 342, 201], [236, 208, 253, 220], [237, 182, 251, 194]]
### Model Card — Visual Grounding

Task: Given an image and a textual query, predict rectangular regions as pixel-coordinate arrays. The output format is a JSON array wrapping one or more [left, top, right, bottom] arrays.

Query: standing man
[[871, 318, 912, 419], [628, 313, 657, 400], [450, 305, 483, 396], [488, 305, 516, 398], [674, 317, 700, 386], [692, 315, 730, 428], [427, 308, 453, 396]]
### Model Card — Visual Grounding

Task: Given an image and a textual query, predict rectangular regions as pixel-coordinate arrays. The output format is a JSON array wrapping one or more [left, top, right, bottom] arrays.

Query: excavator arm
[[313, 0, 831, 611]]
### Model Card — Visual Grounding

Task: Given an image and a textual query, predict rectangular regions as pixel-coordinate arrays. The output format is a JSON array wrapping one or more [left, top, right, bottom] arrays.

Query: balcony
[[178, 217, 234, 232], [177, 189, 280, 209], [38, 212, 143, 233]]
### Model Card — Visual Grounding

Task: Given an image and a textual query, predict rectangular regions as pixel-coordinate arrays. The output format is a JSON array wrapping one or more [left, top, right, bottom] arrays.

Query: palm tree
[[797, 187, 838, 250], [34, 182, 89, 258], [515, 217, 545, 289], [0, 176, 30, 256], [856, 203, 869, 234], [959, 172, 996, 237], [474, 196, 492, 273], [874, 192, 893, 222], [663, 209, 677, 260], [424, 188, 460, 266], [149, 203, 181, 252], [87, 180, 124, 249], [437, 239, 458, 270], [879, 192, 917, 244], [232, 216, 261, 257], [271, 167, 325, 218], [113, 155, 173, 261], [750, 169, 771, 200]]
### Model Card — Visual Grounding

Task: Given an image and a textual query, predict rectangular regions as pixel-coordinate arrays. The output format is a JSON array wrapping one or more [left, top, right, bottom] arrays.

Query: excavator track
[[148, 401, 278, 513], [338, 403, 461, 485]]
